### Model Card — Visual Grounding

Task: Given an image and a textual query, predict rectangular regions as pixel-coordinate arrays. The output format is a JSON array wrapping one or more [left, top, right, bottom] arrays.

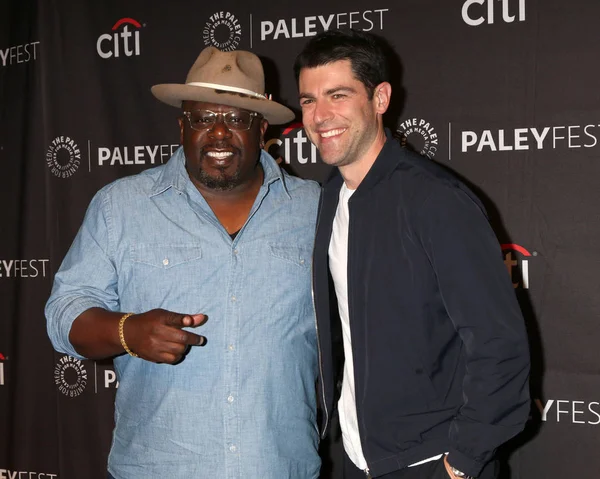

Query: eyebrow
[[298, 85, 358, 100]]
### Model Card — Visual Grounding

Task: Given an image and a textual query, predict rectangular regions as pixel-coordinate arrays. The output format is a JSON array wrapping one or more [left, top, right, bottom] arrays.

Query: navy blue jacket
[[313, 133, 530, 478]]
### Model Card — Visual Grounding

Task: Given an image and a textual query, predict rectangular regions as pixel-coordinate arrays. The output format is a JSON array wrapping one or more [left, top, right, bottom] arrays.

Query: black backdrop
[[2, 0, 600, 477]]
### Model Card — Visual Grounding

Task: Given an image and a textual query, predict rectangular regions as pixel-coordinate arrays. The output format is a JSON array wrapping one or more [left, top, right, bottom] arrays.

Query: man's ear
[[259, 118, 269, 148], [374, 82, 392, 115], [178, 117, 185, 144]]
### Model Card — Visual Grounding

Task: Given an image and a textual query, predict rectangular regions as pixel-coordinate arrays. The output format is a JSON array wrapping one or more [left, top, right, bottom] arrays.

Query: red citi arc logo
[[265, 123, 318, 165], [0, 352, 6, 386], [97, 18, 142, 59], [501, 243, 532, 289]]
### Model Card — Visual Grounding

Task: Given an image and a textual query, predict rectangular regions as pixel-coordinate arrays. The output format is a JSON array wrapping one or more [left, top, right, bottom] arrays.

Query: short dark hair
[[293, 29, 390, 99]]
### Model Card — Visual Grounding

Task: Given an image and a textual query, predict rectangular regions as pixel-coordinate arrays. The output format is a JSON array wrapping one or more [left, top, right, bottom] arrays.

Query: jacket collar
[[323, 128, 401, 197]]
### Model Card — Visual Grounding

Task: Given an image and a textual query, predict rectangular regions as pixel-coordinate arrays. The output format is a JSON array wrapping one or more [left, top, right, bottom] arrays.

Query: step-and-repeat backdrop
[[2, 0, 599, 477]]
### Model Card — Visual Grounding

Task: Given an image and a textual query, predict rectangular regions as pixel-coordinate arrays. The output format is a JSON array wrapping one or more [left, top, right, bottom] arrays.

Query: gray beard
[[196, 165, 242, 191]]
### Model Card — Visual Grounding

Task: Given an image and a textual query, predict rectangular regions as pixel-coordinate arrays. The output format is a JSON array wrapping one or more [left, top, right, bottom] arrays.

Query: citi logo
[[462, 0, 525, 26], [501, 243, 533, 289], [265, 123, 318, 165], [97, 17, 142, 59]]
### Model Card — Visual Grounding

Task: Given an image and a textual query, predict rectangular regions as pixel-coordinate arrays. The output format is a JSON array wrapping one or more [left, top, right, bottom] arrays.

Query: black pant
[[343, 452, 499, 479]]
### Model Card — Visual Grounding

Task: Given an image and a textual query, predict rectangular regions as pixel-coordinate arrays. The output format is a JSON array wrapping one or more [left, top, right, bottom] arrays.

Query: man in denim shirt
[[46, 47, 321, 478]]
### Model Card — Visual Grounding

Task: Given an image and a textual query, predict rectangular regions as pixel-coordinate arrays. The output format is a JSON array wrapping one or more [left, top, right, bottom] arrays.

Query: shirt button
[[231, 296, 236, 302], [227, 395, 234, 403], [228, 344, 235, 351], [229, 445, 237, 453], [300, 259, 305, 264], [162, 258, 169, 266], [233, 249, 239, 255]]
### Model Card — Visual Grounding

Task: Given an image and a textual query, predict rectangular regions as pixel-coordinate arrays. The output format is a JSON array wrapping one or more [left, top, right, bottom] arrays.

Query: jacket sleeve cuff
[[446, 448, 486, 478]]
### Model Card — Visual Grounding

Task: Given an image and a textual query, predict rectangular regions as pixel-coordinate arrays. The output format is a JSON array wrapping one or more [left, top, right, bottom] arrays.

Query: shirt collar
[[150, 147, 290, 199]]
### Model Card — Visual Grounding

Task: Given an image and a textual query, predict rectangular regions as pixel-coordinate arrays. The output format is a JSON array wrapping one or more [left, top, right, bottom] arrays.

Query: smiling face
[[179, 100, 267, 192], [298, 60, 388, 172]]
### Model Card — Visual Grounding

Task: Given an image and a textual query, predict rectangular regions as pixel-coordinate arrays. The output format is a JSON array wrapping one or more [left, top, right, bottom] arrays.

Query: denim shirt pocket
[[268, 243, 311, 269], [264, 244, 313, 321], [131, 244, 203, 268], [128, 244, 204, 310]]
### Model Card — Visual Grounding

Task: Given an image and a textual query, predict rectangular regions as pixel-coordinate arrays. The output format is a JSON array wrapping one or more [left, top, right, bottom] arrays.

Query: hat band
[[186, 82, 267, 100]]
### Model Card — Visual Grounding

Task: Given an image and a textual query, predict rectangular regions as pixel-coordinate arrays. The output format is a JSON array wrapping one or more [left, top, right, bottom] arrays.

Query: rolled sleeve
[[45, 188, 119, 359]]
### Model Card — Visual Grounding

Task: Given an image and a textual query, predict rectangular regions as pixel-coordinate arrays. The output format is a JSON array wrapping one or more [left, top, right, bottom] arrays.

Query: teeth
[[320, 128, 346, 138], [206, 151, 234, 159]]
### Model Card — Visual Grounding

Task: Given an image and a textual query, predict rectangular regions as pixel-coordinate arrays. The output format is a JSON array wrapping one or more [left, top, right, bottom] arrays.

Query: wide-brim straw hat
[[151, 47, 295, 125]]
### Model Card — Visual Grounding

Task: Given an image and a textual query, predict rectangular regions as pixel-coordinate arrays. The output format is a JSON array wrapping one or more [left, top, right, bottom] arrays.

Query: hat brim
[[151, 84, 295, 125]]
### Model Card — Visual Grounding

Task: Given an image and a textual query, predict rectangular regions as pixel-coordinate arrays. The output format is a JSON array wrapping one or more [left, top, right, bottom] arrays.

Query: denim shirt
[[45, 148, 322, 478]]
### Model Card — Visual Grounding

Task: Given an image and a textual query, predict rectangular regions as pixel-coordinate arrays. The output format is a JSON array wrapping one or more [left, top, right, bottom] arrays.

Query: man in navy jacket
[[294, 30, 530, 479]]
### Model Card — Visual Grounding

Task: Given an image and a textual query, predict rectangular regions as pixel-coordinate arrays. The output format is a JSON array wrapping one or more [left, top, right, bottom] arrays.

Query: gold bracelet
[[118, 313, 138, 357]]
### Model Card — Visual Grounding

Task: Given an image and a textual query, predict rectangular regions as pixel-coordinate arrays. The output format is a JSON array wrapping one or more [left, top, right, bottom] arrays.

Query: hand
[[123, 309, 207, 364], [443, 456, 462, 479]]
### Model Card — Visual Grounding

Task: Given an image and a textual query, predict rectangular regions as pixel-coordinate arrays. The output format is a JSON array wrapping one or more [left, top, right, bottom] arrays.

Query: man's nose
[[312, 100, 334, 125], [208, 115, 233, 138]]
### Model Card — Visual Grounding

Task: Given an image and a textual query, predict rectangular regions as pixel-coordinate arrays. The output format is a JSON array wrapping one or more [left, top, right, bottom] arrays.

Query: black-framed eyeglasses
[[182, 109, 261, 131]]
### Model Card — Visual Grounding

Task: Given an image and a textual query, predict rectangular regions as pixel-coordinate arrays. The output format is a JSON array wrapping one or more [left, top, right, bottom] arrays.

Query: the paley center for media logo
[[46, 136, 179, 178], [97, 17, 143, 59], [203, 11, 242, 51], [55, 356, 120, 395], [46, 136, 81, 178], [202, 8, 390, 48], [54, 355, 88, 398], [396, 117, 439, 159]]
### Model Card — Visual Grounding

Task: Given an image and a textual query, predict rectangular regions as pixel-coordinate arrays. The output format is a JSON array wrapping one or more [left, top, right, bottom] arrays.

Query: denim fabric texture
[[46, 148, 322, 478]]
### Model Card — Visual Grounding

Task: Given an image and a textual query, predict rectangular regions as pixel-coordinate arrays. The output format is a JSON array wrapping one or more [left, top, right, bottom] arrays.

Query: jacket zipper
[[347, 194, 371, 475], [312, 195, 329, 438]]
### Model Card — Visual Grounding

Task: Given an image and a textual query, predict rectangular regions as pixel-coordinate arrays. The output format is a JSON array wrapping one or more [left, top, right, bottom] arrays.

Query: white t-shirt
[[328, 182, 443, 472]]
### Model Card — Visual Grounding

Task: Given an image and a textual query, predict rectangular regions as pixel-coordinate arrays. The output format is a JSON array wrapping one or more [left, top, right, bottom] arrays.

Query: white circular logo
[[395, 118, 439, 159], [54, 356, 87, 397], [46, 136, 81, 178], [203, 12, 242, 51]]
